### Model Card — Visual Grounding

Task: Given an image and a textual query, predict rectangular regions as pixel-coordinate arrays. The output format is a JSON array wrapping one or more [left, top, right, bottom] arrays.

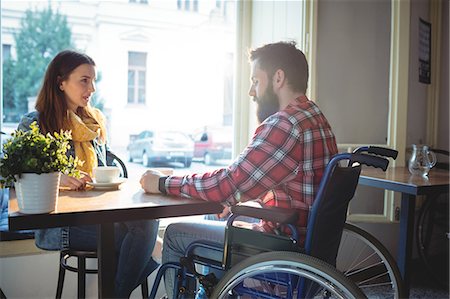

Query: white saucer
[[87, 178, 127, 189]]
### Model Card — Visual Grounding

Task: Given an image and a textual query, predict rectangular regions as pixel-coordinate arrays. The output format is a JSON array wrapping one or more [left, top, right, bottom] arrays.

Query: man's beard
[[255, 82, 280, 123]]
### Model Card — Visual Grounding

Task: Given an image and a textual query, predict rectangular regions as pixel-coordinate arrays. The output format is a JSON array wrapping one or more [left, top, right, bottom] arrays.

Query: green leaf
[[0, 122, 83, 185]]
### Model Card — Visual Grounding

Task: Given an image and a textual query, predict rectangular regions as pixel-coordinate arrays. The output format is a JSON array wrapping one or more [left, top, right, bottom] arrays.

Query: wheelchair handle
[[350, 153, 389, 171], [353, 146, 398, 160]]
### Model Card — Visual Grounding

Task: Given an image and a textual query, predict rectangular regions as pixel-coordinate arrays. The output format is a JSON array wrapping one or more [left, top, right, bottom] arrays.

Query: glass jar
[[408, 144, 437, 176]]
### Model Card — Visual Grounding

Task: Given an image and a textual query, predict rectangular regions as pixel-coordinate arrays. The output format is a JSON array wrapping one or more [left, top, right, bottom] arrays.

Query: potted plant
[[0, 122, 82, 214]]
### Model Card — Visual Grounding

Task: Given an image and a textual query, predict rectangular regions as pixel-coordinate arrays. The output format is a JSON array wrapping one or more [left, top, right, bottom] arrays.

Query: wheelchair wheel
[[416, 195, 449, 288], [212, 251, 366, 299], [337, 223, 404, 298]]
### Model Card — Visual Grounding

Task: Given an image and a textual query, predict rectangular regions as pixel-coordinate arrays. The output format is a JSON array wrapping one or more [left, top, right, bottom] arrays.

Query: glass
[[408, 144, 437, 177]]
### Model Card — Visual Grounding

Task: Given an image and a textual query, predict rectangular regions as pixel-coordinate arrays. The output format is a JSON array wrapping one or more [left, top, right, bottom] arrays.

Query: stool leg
[[141, 278, 149, 298], [78, 256, 86, 299], [56, 253, 66, 299]]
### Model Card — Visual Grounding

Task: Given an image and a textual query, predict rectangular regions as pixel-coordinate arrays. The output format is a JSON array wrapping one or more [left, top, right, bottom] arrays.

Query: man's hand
[[140, 170, 164, 193], [60, 172, 92, 190], [217, 205, 231, 219]]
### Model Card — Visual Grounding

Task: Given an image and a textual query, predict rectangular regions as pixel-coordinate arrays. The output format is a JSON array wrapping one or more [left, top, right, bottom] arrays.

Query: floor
[[409, 258, 449, 299]]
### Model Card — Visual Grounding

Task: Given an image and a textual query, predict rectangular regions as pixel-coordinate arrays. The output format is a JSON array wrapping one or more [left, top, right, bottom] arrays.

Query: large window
[[127, 52, 147, 105], [177, 0, 198, 12], [1, 1, 237, 177]]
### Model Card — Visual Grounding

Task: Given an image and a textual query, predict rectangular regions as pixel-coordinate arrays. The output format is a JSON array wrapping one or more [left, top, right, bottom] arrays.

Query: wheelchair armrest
[[230, 205, 298, 224]]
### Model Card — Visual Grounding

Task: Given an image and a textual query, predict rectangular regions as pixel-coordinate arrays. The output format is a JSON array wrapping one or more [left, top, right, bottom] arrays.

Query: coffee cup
[[93, 166, 121, 183]]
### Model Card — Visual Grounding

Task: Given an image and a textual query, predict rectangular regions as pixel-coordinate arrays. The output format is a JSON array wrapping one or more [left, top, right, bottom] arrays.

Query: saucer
[[87, 178, 127, 189]]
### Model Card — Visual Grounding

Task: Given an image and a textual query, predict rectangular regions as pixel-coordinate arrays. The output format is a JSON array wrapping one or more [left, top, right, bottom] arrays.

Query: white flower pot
[[14, 172, 61, 214]]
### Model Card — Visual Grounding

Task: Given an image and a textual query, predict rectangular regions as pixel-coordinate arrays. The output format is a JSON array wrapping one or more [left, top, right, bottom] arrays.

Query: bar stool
[[55, 152, 148, 298], [56, 249, 149, 298]]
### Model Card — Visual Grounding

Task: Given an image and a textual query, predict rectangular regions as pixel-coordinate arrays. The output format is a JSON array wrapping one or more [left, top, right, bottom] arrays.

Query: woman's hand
[[140, 170, 163, 193], [60, 172, 92, 190]]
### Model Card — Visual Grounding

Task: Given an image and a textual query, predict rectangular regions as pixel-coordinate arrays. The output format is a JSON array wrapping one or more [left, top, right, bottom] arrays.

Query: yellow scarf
[[67, 110, 103, 176]]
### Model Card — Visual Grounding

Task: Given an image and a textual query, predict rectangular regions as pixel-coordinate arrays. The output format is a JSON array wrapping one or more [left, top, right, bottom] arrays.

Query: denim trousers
[[162, 220, 227, 299], [69, 219, 160, 298]]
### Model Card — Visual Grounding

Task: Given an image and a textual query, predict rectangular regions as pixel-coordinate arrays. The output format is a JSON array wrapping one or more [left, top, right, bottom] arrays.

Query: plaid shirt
[[166, 95, 337, 241]]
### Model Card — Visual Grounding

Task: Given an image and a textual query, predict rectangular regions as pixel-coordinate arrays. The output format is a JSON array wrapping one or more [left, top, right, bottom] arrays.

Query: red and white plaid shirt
[[166, 95, 337, 241]]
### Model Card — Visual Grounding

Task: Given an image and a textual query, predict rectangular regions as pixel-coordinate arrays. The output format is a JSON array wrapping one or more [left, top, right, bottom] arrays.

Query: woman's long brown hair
[[35, 50, 107, 142]]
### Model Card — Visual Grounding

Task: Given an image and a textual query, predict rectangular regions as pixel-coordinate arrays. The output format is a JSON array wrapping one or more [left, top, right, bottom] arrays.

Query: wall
[[407, 0, 449, 151], [437, 0, 449, 150], [314, 0, 448, 259], [407, 0, 430, 147], [316, 0, 391, 145], [0, 249, 163, 298]]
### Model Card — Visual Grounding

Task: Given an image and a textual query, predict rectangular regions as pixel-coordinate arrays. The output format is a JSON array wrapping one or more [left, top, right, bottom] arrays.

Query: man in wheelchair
[[140, 41, 338, 298]]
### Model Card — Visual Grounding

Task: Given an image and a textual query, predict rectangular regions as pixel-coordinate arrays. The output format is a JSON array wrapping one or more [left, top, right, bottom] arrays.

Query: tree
[[2, 6, 74, 121], [2, 59, 17, 113]]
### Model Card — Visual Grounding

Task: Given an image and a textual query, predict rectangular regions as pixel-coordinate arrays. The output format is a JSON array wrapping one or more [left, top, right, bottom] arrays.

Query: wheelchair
[[336, 146, 403, 298], [150, 148, 400, 298]]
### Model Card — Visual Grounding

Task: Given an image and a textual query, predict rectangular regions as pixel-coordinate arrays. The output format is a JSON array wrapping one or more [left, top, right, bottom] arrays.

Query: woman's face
[[60, 63, 96, 112]]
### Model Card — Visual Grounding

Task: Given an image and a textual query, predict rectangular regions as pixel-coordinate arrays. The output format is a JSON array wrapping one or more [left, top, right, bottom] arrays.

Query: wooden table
[[8, 180, 222, 298], [359, 166, 449, 297]]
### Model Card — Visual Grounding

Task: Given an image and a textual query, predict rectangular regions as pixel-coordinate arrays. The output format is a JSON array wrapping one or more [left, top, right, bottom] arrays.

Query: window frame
[[127, 52, 147, 105]]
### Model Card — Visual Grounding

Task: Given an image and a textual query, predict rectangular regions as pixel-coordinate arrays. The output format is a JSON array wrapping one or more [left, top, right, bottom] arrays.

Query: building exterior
[[1, 0, 236, 148]]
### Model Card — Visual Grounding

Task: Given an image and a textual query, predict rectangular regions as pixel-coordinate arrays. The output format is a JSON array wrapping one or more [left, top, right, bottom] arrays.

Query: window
[[177, 0, 198, 12], [2, 44, 11, 62], [127, 52, 147, 104], [129, 0, 148, 4], [2, 1, 236, 176]]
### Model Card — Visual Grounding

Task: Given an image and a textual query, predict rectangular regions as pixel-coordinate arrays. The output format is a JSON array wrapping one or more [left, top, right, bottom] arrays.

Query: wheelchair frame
[[149, 147, 404, 298]]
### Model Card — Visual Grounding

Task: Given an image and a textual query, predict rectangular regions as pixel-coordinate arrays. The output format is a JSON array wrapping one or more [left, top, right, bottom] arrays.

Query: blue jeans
[[162, 220, 227, 299], [69, 219, 160, 298]]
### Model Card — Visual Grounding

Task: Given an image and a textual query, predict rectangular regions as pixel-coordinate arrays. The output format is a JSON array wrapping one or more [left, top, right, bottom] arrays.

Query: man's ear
[[273, 69, 285, 88]]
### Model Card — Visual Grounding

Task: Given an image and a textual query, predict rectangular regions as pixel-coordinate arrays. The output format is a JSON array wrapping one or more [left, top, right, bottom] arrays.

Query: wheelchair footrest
[[180, 256, 218, 298]]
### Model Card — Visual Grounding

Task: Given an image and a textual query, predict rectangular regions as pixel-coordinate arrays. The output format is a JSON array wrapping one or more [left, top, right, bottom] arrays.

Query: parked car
[[127, 130, 194, 167], [193, 126, 232, 165]]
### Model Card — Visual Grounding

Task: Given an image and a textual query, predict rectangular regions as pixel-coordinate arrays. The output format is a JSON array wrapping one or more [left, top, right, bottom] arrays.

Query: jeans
[[162, 220, 227, 299], [69, 219, 160, 298]]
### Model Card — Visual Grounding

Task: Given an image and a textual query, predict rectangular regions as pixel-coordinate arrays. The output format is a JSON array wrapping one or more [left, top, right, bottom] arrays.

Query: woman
[[18, 50, 159, 298]]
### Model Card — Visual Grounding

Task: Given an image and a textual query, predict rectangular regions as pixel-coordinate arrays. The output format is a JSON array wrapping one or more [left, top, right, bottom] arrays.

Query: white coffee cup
[[93, 166, 121, 183]]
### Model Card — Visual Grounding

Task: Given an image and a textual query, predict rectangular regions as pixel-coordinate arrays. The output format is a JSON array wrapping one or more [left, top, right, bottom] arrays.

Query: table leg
[[397, 193, 416, 298], [98, 222, 116, 298]]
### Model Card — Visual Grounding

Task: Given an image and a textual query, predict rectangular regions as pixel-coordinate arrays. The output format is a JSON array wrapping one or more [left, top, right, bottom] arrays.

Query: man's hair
[[249, 41, 308, 93]]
